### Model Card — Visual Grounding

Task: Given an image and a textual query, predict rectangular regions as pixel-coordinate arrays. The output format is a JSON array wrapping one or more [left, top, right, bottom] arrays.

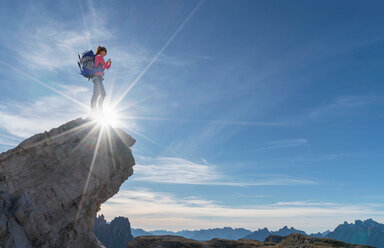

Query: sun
[[93, 105, 121, 127]]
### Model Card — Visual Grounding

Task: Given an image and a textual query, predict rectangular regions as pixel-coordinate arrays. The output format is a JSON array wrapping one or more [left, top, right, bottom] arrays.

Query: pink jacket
[[94, 55, 111, 76]]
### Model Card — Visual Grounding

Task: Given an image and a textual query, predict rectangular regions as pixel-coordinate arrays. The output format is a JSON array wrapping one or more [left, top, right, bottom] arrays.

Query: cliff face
[[0, 118, 135, 248]]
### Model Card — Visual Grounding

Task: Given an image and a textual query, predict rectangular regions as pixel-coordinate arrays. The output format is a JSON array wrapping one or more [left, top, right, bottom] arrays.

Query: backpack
[[77, 50, 103, 80]]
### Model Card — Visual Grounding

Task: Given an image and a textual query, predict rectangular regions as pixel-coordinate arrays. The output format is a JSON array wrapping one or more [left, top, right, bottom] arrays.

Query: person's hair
[[95, 46, 107, 55]]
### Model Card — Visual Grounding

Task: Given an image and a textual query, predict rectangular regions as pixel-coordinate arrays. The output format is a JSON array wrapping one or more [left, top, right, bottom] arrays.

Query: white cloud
[[0, 79, 139, 145], [0, 0, 115, 73], [0, 134, 22, 147], [133, 156, 222, 184], [99, 187, 384, 233], [132, 156, 317, 186], [260, 138, 309, 150], [0, 84, 89, 138], [288, 153, 354, 162], [0, 0, 193, 111], [309, 95, 378, 121], [18, 17, 113, 71], [274, 201, 338, 206]]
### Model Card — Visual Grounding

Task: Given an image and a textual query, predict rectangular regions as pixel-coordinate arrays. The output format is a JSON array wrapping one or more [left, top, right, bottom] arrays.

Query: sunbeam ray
[[68, 121, 101, 156], [75, 125, 104, 224], [104, 83, 115, 110], [119, 115, 299, 127], [0, 60, 89, 110], [116, 125, 160, 147], [21, 120, 95, 150], [106, 126, 117, 169], [78, 0, 91, 49], [102, 95, 154, 121], [113, 0, 205, 107]]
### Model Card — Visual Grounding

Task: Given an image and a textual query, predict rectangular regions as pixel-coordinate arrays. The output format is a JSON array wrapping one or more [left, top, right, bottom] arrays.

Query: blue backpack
[[77, 50, 103, 80]]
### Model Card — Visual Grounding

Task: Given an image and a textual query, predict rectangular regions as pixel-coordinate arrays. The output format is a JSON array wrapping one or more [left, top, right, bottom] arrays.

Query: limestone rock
[[0, 118, 135, 248]]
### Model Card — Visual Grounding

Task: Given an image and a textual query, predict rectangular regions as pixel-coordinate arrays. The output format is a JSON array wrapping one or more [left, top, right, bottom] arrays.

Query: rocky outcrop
[[94, 215, 134, 248], [126, 235, 269, 248], [189, 227, 252, 241], [0, 118, 135, 248], [276, 234, 373, 247], [264, 235, 284, 243], [126, 233, 374, 248]]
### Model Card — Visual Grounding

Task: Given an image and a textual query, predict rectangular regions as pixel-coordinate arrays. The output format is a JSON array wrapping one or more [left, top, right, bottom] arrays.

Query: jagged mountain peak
[[363, 218, 380, 226]]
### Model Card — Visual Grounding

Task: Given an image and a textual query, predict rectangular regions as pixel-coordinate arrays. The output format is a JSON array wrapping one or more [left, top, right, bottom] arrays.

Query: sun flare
[[92, 105, 121, 127]]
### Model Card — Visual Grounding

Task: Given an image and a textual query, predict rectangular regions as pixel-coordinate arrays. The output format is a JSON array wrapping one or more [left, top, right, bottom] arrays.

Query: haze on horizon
[[1, 0, 384, 234]]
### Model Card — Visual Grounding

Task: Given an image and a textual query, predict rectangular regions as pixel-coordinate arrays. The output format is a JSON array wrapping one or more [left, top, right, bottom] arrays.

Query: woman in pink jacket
[[91, 46, 111, 113]]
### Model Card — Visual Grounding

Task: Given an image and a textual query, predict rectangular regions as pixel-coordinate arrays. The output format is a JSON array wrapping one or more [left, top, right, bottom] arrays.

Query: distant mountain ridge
[[131, 226, 332, 241], [326, 219, 384, 248], [190, 227, 252, 241], [131, 228, 153, 237], [129, 218, 384, 247], [131, 225, 318, 241], [132, 227, 252, 241], [243, 226, 307, 241]]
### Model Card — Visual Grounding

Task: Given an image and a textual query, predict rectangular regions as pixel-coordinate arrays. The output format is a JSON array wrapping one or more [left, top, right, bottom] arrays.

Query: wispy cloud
[[0, 0, 193, 112], [251, 153, 361, 168], [133, 156, 223, 184], [0, 83, 140, 141], [161, 112, 298, 161], [0, 134, 22, 147], [100, 187, 384, 232], [274, 201, 338, 207], [260, 138, 309, 150], [2, 1, 113, 72], [309, 95, 378, 121], [0, 84, 89, 138], [132, 156, 317, 186], [0, 0, 171, 78], [113, 0, 205, 107], [287, 153, 356, 163]]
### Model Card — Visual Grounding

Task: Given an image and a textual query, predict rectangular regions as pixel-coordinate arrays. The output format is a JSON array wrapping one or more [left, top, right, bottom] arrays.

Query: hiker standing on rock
[[91, 46, 111, 114]]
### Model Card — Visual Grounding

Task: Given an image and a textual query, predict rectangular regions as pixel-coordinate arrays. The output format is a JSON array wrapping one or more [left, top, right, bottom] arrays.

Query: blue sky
[[1, 0, 384, 233]]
